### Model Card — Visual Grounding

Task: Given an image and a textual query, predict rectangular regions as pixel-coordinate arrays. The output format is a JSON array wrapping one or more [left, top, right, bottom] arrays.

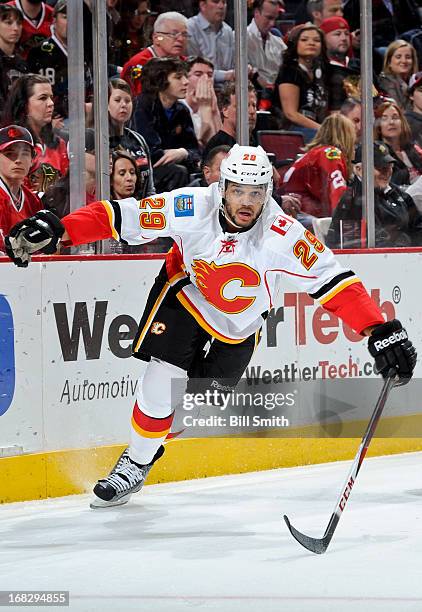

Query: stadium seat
[[312, 217, 332, 245], [257, 130, 305, 165]]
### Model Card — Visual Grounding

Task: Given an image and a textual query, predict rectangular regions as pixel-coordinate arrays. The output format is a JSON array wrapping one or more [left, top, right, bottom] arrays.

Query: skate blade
[[89, 494, 131, 509]]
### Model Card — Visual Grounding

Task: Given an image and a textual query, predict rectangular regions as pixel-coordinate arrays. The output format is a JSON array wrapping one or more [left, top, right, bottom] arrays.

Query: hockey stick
[[283, 371, 397, 554]]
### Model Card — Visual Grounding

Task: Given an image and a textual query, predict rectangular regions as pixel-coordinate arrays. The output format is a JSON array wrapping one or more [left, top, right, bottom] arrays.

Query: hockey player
[[5, 144, 417, 507]]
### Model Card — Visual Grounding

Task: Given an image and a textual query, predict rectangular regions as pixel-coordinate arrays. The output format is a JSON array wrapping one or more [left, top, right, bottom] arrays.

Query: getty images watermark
[[175, 380, 295, 434], [171, 375, 422, 439]]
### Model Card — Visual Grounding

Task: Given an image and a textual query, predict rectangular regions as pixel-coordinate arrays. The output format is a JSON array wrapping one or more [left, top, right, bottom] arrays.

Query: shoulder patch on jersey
[[270, 214, 293, 237], [174, 194, 194, 217], [131, 65, 143, 80], [324, 147, 341, 160]]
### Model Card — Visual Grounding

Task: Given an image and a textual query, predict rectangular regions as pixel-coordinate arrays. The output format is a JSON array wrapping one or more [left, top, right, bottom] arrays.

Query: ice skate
[[90, 446, 164, 509]]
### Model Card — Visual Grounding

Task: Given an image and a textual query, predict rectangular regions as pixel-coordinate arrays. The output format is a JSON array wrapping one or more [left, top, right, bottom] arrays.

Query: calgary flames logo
[[191, 260, 260, 314]]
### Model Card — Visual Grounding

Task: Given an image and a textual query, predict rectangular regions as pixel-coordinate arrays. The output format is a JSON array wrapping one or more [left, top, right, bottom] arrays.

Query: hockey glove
[[5, 210, 65, 268], [368, 319, 417, 386]]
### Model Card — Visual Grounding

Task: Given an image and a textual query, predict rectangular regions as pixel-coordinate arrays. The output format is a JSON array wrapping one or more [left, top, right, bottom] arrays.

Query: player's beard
[[224, 201, 263, 230]]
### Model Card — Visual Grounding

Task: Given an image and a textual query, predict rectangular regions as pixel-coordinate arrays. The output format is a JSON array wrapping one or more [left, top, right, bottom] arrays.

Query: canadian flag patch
[[270, 215, 293, 236]]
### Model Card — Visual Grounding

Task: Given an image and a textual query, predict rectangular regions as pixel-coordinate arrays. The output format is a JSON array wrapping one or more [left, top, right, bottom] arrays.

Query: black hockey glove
[[368, 319, 417, 386], [5, 210, 65, 268]]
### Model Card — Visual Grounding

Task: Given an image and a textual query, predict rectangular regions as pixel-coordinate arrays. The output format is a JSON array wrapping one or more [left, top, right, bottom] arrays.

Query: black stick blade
[[283, 515, 329, 554]]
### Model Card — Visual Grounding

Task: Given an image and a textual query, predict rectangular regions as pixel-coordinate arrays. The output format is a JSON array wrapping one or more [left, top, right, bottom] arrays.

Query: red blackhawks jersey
[[62, 184, 384, 342], [8, 1, 53, 58], [283, 145, 348, 218], [121, 46, 155, 96], [0, 177, 42, 253]]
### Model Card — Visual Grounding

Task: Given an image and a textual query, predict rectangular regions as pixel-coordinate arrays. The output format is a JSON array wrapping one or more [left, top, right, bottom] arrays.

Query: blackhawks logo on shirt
[[324, 147, 341, 160]]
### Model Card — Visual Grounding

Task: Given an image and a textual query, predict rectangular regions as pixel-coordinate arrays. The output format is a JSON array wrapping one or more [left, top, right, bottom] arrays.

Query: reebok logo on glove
[[373, 329, 408, 352]]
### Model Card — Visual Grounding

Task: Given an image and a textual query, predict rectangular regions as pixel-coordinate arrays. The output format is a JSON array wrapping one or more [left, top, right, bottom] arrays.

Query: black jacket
[[326, 176, 422, 248], [384, 142, 422, 187], [109, 127, 155, 198], [343, 0, 420, 49], [131, 94, 201, 172], [0, 49, 28, 114], [404, 111, 422, 147]]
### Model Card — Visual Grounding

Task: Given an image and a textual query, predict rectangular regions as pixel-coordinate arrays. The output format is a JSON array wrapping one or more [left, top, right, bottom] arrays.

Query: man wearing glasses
[[121, 11, 188, 97]]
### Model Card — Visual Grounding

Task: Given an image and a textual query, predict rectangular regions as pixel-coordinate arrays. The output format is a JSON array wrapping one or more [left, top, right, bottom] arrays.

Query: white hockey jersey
[[62, 183, 384, 342]]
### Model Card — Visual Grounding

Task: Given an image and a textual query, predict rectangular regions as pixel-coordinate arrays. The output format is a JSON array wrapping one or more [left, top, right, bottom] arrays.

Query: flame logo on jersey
[[191, 260, 261, 314]]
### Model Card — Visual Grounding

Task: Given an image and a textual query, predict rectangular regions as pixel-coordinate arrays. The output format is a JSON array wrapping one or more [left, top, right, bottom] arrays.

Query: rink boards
[[1, 250, 422, 503]]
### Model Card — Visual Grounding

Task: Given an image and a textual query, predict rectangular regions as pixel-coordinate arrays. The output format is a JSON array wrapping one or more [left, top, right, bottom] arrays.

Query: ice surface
[[0, 452, 421, 612]]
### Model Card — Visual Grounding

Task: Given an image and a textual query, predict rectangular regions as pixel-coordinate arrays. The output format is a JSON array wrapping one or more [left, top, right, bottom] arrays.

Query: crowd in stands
[[2, 0, 422, 254]]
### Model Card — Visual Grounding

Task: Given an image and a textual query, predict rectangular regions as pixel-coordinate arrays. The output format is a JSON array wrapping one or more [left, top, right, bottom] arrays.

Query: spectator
[[108, 78, 155, 199], [343, 0, 421, 56], [378, 40, 418, 111], [121, 11, 188, 97], [113, 1, 155, 66], [0, 125, 42, 253], [27, 1, 93, 125], [183, 56, 222, 149], [189, 144, 230, 186], [110, 150, 143, 200], [320, 16, 360, 111], [247, 0, 287, 94], [187, 0, 235, 85], [274, 23, 329, 142], [320, 15, 351, 66], [106, 0, 122, 66], [2, 74, 69, 193], [305, 0, 343, 27], [405, 71, 422, 147], [375, 100, 422, 186], [202, 81, 257, 160], [282, 113, 355, 224], [327, 141, 422, 248], [7, 0, 54, 58], [131, 57, 201, 192], [340, 97, 362, 142], [0, 5, 27, 112]]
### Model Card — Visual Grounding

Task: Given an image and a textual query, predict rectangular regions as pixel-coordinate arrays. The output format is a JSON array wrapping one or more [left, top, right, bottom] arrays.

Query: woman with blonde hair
[[375, 100, 422, 186], [378, 40, 418, 110], [282, 113, 356, 224]]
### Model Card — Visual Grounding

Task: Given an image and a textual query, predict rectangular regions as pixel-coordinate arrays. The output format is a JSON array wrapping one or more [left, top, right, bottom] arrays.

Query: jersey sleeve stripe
[[309, 270, 356, 300], [110, 200, 127, 243], [101, 200, 119, 241], [319, 277, 361, 305]]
